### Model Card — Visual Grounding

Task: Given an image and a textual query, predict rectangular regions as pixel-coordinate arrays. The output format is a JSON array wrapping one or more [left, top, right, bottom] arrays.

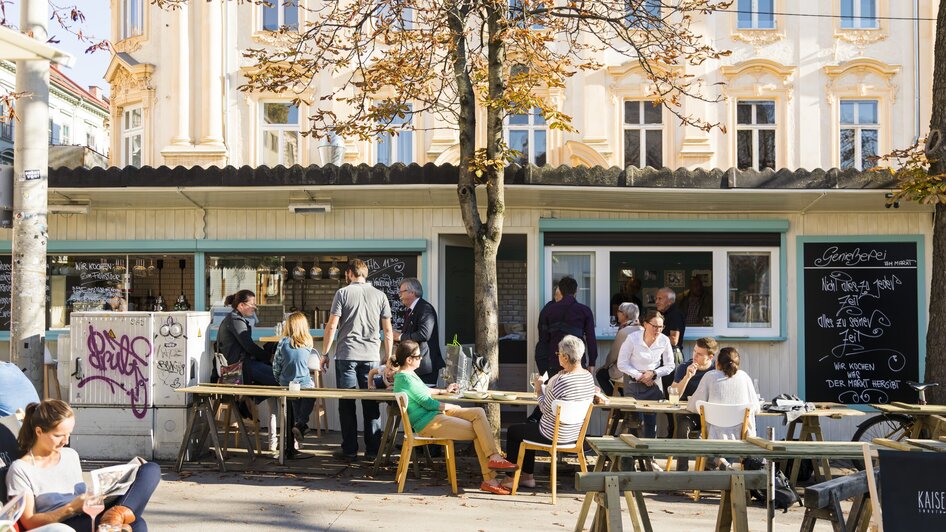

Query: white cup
[[288, 381, 301, 393]]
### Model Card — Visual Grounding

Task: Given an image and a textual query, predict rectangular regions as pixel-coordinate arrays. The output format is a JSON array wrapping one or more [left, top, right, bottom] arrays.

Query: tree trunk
[[925, 2, 946, 404]]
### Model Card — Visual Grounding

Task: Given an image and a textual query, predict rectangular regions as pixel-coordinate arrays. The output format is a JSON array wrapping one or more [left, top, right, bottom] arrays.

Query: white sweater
[[686, 369, 759, 438]]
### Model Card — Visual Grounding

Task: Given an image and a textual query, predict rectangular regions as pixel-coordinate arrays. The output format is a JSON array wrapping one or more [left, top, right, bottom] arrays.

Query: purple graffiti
[[78, 324, 152, 419]]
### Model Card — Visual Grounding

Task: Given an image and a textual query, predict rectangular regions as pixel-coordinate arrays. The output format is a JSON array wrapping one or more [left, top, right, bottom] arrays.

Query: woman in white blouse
[[616, 310, 675, 438], [686, 347, 760, 439]]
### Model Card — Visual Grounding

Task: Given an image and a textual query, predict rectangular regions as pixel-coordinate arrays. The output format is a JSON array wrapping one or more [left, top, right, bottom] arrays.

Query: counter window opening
[[544, 239, 780, 339]]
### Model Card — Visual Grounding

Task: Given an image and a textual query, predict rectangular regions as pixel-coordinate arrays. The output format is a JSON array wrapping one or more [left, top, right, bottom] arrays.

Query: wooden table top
[[587, 435, 879, 460], [871, 403, 946, 415], [258, 335, 324, 343]]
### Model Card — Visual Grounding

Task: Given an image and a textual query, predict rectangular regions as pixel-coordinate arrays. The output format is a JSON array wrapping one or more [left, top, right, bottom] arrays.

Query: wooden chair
[[511, 399, 594, 504], [393, 392, 458, 494], [212, 352, 262, 456], [604, 379, 625, 435], [692, 401, 752, 500], [309, 368, 329, 436]]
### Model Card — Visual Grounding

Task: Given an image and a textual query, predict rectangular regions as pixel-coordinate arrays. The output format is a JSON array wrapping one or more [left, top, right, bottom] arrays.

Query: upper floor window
[[509, 0, 546, 29], [260, 102, 300, 166], [49, 119, 61, 145], [736, 100, 776, 170], [841, 0, 877, 29], [840, 99, 878, 170], [505, 107, 547, 166], [623, 100, 662, 168], [737, 0, 775, 29], [262, 0, 299, 31], [61, 124, 71, 145], [121, 106, 143, 167], [377, 1, 413, 30], [0, 105, 12, 141], [86, 132, 96, 152], [625, 0, 661, 29], [120, 0, 144, 40], [377, 103, 414, 165]]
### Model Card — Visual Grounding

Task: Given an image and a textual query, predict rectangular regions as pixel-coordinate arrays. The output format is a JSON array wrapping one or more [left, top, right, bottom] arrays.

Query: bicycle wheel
[[850, 413, 913, 469]]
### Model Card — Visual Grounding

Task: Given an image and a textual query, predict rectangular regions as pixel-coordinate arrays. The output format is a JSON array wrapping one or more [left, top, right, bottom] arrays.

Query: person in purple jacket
[[538, 276, 598, 376]]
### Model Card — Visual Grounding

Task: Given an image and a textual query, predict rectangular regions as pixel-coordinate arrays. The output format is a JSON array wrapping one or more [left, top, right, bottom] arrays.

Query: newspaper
[[0, 494, 25, 531], [90, 457, 146, 498]]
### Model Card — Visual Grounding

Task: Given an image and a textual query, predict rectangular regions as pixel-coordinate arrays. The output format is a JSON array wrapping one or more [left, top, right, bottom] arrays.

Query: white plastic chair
[[510, 399, 594, 504], [692, 400, 753, 500]]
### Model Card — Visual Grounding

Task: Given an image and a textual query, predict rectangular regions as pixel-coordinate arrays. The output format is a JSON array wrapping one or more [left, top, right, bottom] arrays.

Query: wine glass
[[83, 493, 105, 530]]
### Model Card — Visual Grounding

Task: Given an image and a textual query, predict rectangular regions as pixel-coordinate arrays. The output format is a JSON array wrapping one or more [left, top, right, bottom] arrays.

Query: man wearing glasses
[[392, 277, 443, 385]]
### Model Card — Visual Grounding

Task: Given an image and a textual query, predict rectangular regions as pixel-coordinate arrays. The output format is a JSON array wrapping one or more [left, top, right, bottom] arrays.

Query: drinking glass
[[667, 386, 681, 405], [83, 493, 105, 530], [609, 316, 618, 327]]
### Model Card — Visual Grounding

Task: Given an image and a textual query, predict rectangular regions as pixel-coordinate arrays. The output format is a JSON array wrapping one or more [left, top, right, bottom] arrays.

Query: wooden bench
[[574, 470, 767, 532], [800, 468, 879, 532]]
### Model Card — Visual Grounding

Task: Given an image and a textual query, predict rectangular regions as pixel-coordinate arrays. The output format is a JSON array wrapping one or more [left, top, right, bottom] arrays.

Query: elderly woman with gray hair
[[499, 335, 597, 491], [595, 302, 643, 396]]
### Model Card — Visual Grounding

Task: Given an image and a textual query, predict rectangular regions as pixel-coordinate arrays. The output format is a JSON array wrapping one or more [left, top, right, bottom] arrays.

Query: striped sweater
[[538, 370, 596, 442]]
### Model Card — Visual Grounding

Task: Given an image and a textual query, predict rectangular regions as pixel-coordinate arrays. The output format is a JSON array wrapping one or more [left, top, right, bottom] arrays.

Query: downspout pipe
[[914, 0, 921, 144]]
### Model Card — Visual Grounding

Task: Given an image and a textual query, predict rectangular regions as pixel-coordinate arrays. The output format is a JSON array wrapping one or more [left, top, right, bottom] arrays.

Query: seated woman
[[501, 335, 596, 490], [5, 399, 160, 531], [217, 290, 276, 387], [595, 302, 642, 396], [686, 347, 760, 439], [273, 311, 317, 457], [391, 340, 518, 495]]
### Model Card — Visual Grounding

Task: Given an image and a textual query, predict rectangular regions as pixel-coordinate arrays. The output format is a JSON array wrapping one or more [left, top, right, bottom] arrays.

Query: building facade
[[105, 1, 937, 172], [0, 61, 109, 165]]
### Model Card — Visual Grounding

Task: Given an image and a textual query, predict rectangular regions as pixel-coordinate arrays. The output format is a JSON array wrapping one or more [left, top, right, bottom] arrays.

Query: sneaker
[[292, 426, 305, 443], [332, 449, 358, 462]]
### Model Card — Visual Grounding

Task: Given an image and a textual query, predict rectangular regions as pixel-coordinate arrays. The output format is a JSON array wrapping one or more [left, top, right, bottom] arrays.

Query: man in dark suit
[[393, 277, 444, 385]]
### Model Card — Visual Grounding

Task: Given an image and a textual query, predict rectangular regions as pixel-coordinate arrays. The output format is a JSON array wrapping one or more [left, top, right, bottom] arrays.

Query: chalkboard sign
[[803, 241, 919, 404], [67, 259, 123, 312], [0, 257, 11, 330], [363, 255, 418, 331]]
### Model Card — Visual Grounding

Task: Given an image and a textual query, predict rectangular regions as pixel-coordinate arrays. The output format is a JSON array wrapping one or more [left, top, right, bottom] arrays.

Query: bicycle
[[850, 381, 940, 451]]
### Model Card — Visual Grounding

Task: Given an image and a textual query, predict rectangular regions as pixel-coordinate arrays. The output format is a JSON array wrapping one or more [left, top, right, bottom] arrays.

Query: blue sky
[[5, 0, 112, 95]]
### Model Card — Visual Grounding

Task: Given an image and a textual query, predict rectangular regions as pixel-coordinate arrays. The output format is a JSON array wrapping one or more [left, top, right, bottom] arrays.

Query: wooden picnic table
[[574, 435, 882, 532]]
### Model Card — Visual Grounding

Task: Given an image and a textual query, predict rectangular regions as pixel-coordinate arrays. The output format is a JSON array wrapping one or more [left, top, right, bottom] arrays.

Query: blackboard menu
[[363, 254, 418, 331], [803, 241, 919, 404], [0, 257, 10, 330], [66, 259, 123, 311]]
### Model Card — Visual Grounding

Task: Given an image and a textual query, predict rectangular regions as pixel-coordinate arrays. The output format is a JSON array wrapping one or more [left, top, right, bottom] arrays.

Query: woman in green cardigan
[[392, 340, 517, 495]]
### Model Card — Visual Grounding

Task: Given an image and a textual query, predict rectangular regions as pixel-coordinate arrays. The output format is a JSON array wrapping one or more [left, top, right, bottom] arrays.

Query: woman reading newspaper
[[4, 400, 159, 531]]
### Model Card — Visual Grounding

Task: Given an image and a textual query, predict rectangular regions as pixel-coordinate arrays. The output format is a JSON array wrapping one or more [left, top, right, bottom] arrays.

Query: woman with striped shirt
[[501, 335, 596, 490]]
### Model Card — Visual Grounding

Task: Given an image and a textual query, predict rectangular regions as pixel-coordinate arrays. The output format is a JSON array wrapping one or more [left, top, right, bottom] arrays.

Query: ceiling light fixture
[[288, 202, 332, 214]]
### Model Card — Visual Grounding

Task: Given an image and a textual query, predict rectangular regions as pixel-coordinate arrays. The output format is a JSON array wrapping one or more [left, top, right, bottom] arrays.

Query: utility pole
[[11, 0, 50, 391]]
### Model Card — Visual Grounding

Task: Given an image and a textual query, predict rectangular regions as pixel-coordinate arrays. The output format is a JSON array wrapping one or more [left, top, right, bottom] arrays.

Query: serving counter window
[[544, 236, 780, 338], [206, 253, 420, 329], [0, 254, 197, 330]]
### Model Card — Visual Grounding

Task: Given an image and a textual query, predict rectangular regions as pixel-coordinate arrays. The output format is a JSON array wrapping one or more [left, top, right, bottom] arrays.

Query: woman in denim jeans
[[273, 312, 317, 457]]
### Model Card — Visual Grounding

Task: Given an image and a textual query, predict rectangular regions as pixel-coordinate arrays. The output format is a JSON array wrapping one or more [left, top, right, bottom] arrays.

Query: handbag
[[215, 352, 243, 386]]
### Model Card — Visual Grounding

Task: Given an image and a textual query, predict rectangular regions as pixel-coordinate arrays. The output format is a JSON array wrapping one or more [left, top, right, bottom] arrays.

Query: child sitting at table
[[367, 356, 397, 390], [273, 312, 317, 457]]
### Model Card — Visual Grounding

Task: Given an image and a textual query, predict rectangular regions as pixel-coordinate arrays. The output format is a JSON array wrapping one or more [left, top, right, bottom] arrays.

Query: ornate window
[[623, 100, 663, 169], [0, 105, 12, 141], [121, 106, 143, 168], [377, 103, 414, 164], [259, 102, 301, 166], [262, 0, 299, 31], [737, 0, 775, 29], [839, 100, 879, 170], [505, 107, 547, 166], [120, 0, 144, 40], [840, 0, 877, 29], [625, 0, 661, 29], [736, 100, 776, 170]]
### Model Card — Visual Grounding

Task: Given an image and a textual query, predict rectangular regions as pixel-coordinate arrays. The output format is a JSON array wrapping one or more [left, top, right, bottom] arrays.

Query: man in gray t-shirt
[[322, 259, 393, 460]]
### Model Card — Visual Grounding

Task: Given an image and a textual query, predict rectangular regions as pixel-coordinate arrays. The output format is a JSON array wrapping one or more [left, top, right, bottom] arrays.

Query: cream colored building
[[105, 1, 939, 171]]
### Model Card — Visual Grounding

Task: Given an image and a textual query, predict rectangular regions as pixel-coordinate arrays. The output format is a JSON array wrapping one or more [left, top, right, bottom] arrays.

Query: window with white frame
[[545, 241, 781, 338], [0, 105, 12, 140], [737, 0, 775, 29], [839, 99, 879, 170], [120, 0, 144, 40], [377, 0, 413, 30], [376, 103, 414, 165], [623, 100, 663, 168], [61, 124, 71, 145], [840, 0, 877, 29], [625, 0, 661, 29], [121, 106, 143, 167], [736, 100, 776, 170], [505, 107, 547, 166], [260, 102, 300, 166], [509, 0, 546, 29], [48, 119, 61, 145], [86, 132, 96, 151], [262, 0, 299, 31]]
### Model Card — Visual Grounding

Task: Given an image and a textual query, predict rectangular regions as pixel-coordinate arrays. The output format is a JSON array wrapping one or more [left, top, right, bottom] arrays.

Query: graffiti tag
[[78, 324, 152, 419]]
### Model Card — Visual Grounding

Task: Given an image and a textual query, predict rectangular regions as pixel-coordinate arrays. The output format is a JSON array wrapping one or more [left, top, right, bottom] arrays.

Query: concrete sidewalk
[[141, 441, 844, 531]]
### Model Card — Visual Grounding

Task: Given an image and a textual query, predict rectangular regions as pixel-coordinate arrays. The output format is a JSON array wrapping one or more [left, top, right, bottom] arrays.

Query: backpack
[[743, 457, 801, 512]]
